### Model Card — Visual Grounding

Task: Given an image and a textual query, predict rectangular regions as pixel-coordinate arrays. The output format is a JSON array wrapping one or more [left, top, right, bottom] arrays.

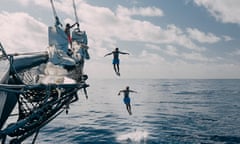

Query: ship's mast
[[72, 0, 79, 25], [50, 0, 58, 19]]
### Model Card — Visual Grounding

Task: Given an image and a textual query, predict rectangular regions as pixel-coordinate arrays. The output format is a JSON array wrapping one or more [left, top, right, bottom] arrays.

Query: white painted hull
[[0, 58, 9, 83], [0, 58, 10, 129]]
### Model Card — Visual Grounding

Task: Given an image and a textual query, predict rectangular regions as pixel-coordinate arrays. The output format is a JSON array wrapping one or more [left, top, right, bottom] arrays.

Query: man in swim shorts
[[65, 22, 78, 48], [118, 86, 137, 115], [104, 48, 129, 76]]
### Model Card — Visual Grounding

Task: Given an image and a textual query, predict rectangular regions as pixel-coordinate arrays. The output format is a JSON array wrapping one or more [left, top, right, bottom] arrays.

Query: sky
[[0, 0, 240, 79]]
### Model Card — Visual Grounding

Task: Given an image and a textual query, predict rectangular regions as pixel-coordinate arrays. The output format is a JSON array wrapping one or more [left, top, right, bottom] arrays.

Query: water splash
[[117, 129, 148, 142]]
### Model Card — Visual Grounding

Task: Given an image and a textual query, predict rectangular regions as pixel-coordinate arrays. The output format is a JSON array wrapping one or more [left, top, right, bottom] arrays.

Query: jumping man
[[104, 48, 129, 76], [118, 86, 137, 115]]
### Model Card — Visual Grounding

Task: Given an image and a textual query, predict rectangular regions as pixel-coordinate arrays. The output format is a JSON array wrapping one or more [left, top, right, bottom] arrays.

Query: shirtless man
[[118, 86, 137, 115], [65, 23, 78, 48], [104, 48, 129, 76]]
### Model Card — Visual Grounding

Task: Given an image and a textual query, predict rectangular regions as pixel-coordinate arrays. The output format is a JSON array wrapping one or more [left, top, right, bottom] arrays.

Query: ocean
[[26, 79, 240, 143]]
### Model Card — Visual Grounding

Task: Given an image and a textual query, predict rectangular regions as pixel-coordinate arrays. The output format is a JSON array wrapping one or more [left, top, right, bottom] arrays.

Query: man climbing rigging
[[65, 22, 78, 48]]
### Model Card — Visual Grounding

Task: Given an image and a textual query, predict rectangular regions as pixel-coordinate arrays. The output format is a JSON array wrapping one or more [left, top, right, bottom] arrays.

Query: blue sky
[[0, 0, 240, 79]]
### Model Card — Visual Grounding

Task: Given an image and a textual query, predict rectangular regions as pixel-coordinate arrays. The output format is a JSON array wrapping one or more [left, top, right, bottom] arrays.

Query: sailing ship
[[0, 0, 90, 143]]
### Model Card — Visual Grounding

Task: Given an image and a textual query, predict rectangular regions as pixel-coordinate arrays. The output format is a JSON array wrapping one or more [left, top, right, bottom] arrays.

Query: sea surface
[[27, 79, 240, 143]]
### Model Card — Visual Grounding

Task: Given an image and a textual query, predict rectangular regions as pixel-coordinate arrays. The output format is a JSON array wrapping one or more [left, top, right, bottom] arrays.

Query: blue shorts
[[123, 97, 130, 104], [112, 59, 119, 64]]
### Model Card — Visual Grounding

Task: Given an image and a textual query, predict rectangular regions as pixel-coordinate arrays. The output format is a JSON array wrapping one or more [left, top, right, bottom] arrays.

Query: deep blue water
[[28, 79, 240, 143]]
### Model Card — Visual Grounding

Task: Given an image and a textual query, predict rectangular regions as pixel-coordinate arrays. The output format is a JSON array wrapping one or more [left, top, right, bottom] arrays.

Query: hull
[[0, 54, 48, 130], [0, 58, 13, 129]]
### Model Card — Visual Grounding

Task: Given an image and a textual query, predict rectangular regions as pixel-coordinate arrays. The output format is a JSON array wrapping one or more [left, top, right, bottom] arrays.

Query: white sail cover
[[72, 28, 88, 45], [48, 26, 76, 67], [48, 26, 68, 53]]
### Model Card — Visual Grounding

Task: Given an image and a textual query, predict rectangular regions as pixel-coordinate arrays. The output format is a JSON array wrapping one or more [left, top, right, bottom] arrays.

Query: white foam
[[117, 130, 148, 142]]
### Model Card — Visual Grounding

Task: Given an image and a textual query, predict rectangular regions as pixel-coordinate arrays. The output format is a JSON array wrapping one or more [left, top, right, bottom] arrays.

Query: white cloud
[[229, 49, 240, 56], [194, 0, 240, 24], [235, 50, 240, 55], [116, 5, 164, 17], [77, 6, 163, 46], [187, 28, 220, 43], [181, 52, 209, 62], [17, 0, 30, 6], [165, 25, 206, 51], [145, 44, 161, 51], [0, 11, 47, 54], [222, 35, 233, 41], [17, 0, 79, 17], [14, 1, 206, 53], [74, 4, 205, 53], [161, 45, 212, 62], [139, 50, 165, 65], [17, 0, 50, 8], [145, 43, 211, 63], [165, 45, 179, 56]]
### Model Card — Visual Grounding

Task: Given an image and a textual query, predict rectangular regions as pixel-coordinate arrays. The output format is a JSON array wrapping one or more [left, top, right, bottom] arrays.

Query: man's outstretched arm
[[119, 51, 130, 55], [104, 52, 112, 57], [118, 90, 124, 95], [129, 90, 137, 93]]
